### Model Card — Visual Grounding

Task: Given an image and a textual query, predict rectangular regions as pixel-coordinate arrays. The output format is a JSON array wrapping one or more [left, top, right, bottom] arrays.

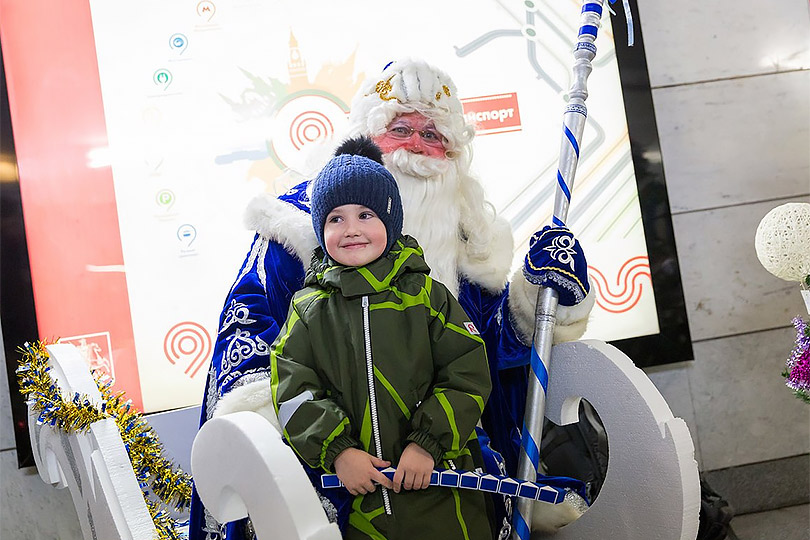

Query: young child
[[271, 136, 494, 540]]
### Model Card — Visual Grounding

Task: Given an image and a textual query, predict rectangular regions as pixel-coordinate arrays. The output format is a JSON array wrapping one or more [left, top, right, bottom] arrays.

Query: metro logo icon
[[461, 92, 522, 136]]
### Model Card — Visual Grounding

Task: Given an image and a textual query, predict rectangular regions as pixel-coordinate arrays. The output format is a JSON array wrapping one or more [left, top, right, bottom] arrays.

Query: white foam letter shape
[[532, 340, 700, 540], [192, 411, 342, 540], [28, 344, 156, 540]]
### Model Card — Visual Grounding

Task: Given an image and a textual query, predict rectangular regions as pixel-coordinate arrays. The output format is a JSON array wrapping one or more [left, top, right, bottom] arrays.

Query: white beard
[[384, 149, 463, 296]]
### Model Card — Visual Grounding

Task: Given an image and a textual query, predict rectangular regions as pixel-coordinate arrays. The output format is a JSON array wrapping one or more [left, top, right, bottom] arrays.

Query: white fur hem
[[244, 194, 318, 265], [212, 379, 281, 433], [508, 270, 595, 344]]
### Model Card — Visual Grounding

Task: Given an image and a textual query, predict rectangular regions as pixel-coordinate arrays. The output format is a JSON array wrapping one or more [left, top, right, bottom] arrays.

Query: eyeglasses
[[386, 124, 446, 147]]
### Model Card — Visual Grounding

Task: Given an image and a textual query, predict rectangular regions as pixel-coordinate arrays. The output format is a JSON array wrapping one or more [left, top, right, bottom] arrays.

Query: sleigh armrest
[[191, 411, 341, 540]]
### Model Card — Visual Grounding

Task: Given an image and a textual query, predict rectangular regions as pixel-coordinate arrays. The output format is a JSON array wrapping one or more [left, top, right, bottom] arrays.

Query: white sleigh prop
[[192, 411, 343, 540], [535, 341, 699, 539], [192, 340, 701, 540], [25, 339, 699, 539], [26, 343, 157, 540]]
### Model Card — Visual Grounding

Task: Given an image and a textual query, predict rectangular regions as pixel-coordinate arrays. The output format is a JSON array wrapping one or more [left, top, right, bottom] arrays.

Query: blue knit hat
[[311, 136, 403, 255]]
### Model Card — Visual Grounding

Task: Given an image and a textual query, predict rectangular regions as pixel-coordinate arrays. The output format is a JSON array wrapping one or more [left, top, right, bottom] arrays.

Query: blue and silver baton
[[321, 468, 573, 504], [510, 2, 605, 539]]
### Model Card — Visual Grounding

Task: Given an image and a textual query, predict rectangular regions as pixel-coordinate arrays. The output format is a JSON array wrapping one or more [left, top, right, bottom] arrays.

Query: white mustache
[[385, 148, 451, 179]]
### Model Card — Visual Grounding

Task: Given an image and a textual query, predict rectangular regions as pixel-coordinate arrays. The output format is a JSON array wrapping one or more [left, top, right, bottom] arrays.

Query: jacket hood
[[305, 235, 430, 297]]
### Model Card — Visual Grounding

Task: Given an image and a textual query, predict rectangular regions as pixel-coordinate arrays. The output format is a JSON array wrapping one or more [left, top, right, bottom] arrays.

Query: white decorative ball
[[754, 202, 810, 282]]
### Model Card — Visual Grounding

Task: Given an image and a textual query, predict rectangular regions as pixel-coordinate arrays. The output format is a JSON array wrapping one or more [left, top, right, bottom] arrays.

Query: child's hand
[[392, 443, 435, 493], [333, 448, 393, 496]]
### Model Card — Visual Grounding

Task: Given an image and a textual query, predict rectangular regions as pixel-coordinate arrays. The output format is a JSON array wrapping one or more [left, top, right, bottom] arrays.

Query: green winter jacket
[[271, 236, 494, 540]]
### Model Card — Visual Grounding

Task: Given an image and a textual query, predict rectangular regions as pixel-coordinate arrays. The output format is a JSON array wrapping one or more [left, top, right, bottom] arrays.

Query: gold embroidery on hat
[[436, 84, 451, 101], [368, 75, 398, 102]]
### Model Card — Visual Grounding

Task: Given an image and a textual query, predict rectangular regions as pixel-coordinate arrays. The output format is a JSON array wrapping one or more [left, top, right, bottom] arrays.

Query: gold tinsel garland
[[16, 341, 193, 540]]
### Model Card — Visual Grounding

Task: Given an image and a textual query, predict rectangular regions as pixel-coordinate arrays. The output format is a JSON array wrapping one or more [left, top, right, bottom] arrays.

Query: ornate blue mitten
[[523, 226, 590, 306]]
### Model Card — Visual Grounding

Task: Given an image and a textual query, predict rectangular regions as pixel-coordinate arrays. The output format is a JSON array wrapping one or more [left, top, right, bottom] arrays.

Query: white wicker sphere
[[754, 202, 810, 282]]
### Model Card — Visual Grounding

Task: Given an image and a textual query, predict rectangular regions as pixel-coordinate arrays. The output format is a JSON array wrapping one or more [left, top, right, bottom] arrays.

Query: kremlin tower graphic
[[221, 31, 364, 193]]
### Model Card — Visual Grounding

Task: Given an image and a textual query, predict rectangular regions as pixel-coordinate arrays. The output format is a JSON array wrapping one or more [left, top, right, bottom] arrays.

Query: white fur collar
[[244, 193, 512, 293], [244, 195, 319, 265]]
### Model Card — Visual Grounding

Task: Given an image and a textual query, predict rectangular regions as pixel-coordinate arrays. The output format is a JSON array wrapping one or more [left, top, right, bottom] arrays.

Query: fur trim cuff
[[244, 194, 318, 264], [212, 379, 281, 433], [556, 287, 596, 329], [508, 270, 595, 344]]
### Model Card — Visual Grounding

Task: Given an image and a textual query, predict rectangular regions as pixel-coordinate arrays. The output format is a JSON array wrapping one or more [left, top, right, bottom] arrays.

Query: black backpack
[[539, 400, 734, 540], [539, 400, 607, 503]]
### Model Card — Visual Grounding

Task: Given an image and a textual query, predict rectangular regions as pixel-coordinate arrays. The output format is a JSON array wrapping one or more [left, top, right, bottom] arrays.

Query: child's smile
[[324, 204, 388, 267]]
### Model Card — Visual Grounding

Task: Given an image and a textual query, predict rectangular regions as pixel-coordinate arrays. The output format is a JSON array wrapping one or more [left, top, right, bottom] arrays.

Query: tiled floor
[[729, 504, 809, 540]]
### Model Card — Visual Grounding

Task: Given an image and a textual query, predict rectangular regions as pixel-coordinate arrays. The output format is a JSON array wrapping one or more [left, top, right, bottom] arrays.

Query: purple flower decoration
[[784, 317, 810, 404]]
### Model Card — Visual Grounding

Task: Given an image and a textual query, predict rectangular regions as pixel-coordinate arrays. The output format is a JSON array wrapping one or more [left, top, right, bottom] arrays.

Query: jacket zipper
[[362, 295, 392, 515]]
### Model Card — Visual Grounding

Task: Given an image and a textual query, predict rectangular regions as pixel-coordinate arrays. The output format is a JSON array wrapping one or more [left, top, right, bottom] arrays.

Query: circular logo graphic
[[164, 321, 212, 378], [270, 94, 349, 171], [170, 33, 188, 54], [156, 189, 174, 207], [153, 68, 172, 90], [289, 110, 334, 151], [196, 1, 216, 21]]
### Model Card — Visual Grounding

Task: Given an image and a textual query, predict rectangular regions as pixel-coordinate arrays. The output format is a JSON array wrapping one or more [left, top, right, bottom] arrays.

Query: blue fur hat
[[311, 136, 403, 255]]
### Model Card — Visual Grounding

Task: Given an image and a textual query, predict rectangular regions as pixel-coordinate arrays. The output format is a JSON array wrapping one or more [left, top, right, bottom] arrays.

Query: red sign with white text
[[461, 93, 522, 136]]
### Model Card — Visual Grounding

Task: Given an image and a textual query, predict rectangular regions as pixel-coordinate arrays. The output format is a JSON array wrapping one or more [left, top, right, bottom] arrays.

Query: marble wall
[[2, 0, 809, 537], [636, 0, 810, 473]]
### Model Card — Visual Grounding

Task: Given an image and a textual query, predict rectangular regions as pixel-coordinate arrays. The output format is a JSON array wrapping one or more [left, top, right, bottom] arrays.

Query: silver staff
[[511, 2, 605, 539]]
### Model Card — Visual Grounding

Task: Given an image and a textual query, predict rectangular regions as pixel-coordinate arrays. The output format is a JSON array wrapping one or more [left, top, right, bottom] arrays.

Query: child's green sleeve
[[271, 302, 359, 471]]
